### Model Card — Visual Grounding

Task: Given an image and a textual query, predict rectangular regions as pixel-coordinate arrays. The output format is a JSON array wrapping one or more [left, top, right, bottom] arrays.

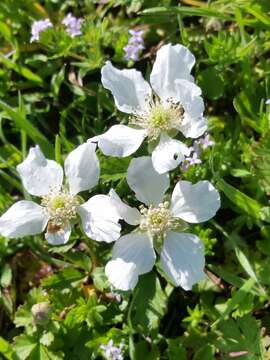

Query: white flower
[[0, 144, 121, 245], [105, 156, 220, 291], [92, 43, 206, 174]]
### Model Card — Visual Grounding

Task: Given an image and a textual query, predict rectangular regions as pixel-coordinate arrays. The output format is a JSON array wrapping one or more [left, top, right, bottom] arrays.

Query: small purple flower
[[100, 340, 124, 360], [181, 134, 214, 172], [30, 19, 53, 43], [128, 29, 144, 44], [124, 43, 144, 62], [181, 148, 202, 172], [266, 99, 270, 105], [62, 13, 83, 37], [188, 152, 202, 166], [124, 28, 145, 62], [199, 133, 215, 149], [181, 161, 191, 172], [129, 29, 144, 37]]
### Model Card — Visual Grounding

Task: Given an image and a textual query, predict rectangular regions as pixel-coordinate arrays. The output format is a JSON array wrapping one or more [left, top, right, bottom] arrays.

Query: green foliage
[[250, 130, 270, 194], [132, 272, 167, 332]]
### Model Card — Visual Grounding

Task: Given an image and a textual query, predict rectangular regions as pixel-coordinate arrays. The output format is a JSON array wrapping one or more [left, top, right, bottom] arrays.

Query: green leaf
[[0, 263, 12, 287], [100, 154, 130, 182], [51, 66, 65, 99], [134, 341, 160, 360], [259, 207, 270, 224], [230, 169, 251, 178], [64, 295, 106, 329], [256, 237, 270, 256], [198, 67, 225, 100], [250, 131, 270, 194], [41, 268, 85, 290], [212, 278, 255, 327], [214, 315, 264, 359], [193, 344, 215, 360], [234, 245, 259, 284], [0, 336, 18, 360], [217, 179, 262, 219], [141, 6, 235, 21], [92, 267, 108, 292], [28, 344, 62, 360], [166, 339, 187, 360], [62, 251, 92, 272], [244, 4, 270, 25], [0, 100, 53, 157], [13, 335, 37, 360], [86, 328, 123, 352], [0, 55, 43, 86], [133, 272, 167, 332], [233, 91, 267, 134], [0, 21, 12, 43]]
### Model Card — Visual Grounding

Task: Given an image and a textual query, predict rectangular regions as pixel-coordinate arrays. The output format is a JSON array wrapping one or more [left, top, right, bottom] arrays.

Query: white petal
[[180, 115, 207, 139], [45, 223, 71, 245], [97, 125, 146, 157], [109, 189, 141, 226], [0, 201, 48, 238], [150, 43, 195, 100], [64, 142, 100, 195], [17, 145, 63, 197], [127, 156, 169, 206], [87, 136, 100, 144], [105, 259, 139, 291], [101, 61, 151, 114], [160, 231, 205, 290], [175, 78, 202, 100], [78, 195, 121, 243], [170, 180, 220, 223], [152, 134, 190, 174], [105, 232, 156, 290], [174, 79, 207, 138]]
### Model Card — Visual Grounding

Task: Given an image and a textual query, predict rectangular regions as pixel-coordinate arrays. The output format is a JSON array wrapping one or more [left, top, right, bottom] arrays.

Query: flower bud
[[31, 302, 51, 325]]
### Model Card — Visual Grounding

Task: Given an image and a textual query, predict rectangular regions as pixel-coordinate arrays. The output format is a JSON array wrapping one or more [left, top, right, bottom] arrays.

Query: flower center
[[130, 97, 184, 141], [41, 189, 80, 228], [140, 202, 172, 238], [149, 104, 171, 129]]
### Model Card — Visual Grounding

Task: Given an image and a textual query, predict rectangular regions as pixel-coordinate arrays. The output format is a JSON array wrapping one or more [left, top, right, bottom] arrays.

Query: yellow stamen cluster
[[130, 97, 184, 141], [41, 188, 79, 228], [140, 202, 172, 237]]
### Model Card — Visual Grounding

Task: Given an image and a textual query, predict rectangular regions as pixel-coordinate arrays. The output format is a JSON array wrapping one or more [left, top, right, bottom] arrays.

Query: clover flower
[[62, 13, 83, 37], [30, 19, 53, 43], [100, 340, 124, 360], [124, 29, 144, 61], [0, 144, 121, 245], [105, 156, 220, 291], [93, 44, 206, 174]]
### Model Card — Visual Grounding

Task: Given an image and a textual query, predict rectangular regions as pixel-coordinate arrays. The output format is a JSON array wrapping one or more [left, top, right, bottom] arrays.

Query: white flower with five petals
[[93, 44, 207, 174], [0, 144, 121, 245], [105, 156, 220, 291]]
